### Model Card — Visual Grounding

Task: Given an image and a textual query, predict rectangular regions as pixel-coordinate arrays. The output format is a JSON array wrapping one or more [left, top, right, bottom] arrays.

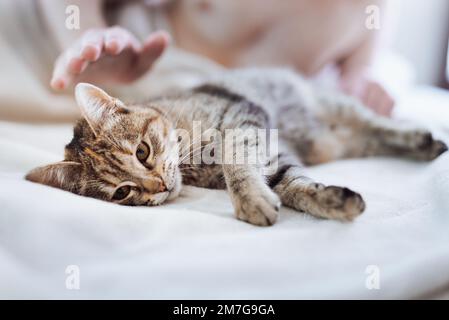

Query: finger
[[68, 56, 88, 74], [371, 83, 395, 116], [142, 30, 170, 55], [137, 31, 170, 70], [386, 98, 395, 115], [379, 95, 395, 117], [66, 45, 89, 75], [380, 87, 395, 117], [81, 29, 103, 61], [362, 85, 379, 112], [50, 55, 75, 90], [366, 88, 392, 116], [105, 26, 141, 55], [50, 72, 70, 91]]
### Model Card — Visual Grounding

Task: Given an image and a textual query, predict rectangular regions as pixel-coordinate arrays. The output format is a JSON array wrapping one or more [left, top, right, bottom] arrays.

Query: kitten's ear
[[25, 161, 82, 192], [75, 83, 127, 135]]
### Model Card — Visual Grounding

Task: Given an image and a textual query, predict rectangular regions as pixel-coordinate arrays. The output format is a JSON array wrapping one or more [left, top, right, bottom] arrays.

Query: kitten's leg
[[360, 118, 448, 161], [266, 152, 365, 221], [220, 102, 282, 226], [314, 92, 448, 162], [223, 163, 281, 226]]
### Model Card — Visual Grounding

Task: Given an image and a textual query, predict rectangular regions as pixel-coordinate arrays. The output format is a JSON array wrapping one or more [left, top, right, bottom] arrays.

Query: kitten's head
[[26, 83, 182, 206]]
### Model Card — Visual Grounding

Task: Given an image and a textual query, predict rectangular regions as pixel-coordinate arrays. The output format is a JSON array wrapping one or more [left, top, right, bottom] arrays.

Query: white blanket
[[1, 86, 449, 299]]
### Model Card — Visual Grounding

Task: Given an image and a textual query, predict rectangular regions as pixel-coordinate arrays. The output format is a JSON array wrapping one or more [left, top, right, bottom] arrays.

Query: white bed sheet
[[1, 86, 449, 299]]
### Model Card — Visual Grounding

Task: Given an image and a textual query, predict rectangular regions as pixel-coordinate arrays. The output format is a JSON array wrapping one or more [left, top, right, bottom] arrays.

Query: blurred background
[[390, 0, 449, 87], [1, 0, 449, 122]]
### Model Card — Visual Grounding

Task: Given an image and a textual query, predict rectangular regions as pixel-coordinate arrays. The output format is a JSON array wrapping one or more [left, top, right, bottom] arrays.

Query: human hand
[[340, 75, 395, 117], [51, 27, 170, 90]]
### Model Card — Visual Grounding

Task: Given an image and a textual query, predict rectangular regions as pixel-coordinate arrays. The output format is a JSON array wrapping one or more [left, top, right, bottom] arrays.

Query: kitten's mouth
[[147, 191, 170, 206], [145, 177, 181, 205], [167, 183, 181, 201]]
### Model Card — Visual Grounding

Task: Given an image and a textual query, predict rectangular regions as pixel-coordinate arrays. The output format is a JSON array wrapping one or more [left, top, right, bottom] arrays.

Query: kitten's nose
[[154, 162, 168, 192], [142, 177, 167, 193], [158, 181, 168, 193]]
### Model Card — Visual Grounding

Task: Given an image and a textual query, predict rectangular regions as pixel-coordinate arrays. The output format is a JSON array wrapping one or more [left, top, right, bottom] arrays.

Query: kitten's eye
[[136, 142, 151, 162], [112, 185, 131, 201]]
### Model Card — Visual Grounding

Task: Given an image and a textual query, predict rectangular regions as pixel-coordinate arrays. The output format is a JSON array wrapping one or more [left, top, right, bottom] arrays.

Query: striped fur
[[26, 69, 447, 226]]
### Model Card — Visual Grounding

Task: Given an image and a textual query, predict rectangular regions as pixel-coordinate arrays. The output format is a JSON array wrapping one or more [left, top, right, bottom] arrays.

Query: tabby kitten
[[26, 69, 447, 226]]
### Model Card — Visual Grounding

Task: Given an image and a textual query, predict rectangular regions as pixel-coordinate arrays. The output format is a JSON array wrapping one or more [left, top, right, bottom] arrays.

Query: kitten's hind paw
[[314, 186, 365, 221], [423, 139, 448, 160], [400, 130, 447, 161]]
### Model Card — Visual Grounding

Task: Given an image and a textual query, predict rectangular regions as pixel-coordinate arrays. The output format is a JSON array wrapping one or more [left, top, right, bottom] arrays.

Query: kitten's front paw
[[313, 185, 365, 221], [234, 190, 281, 226]]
